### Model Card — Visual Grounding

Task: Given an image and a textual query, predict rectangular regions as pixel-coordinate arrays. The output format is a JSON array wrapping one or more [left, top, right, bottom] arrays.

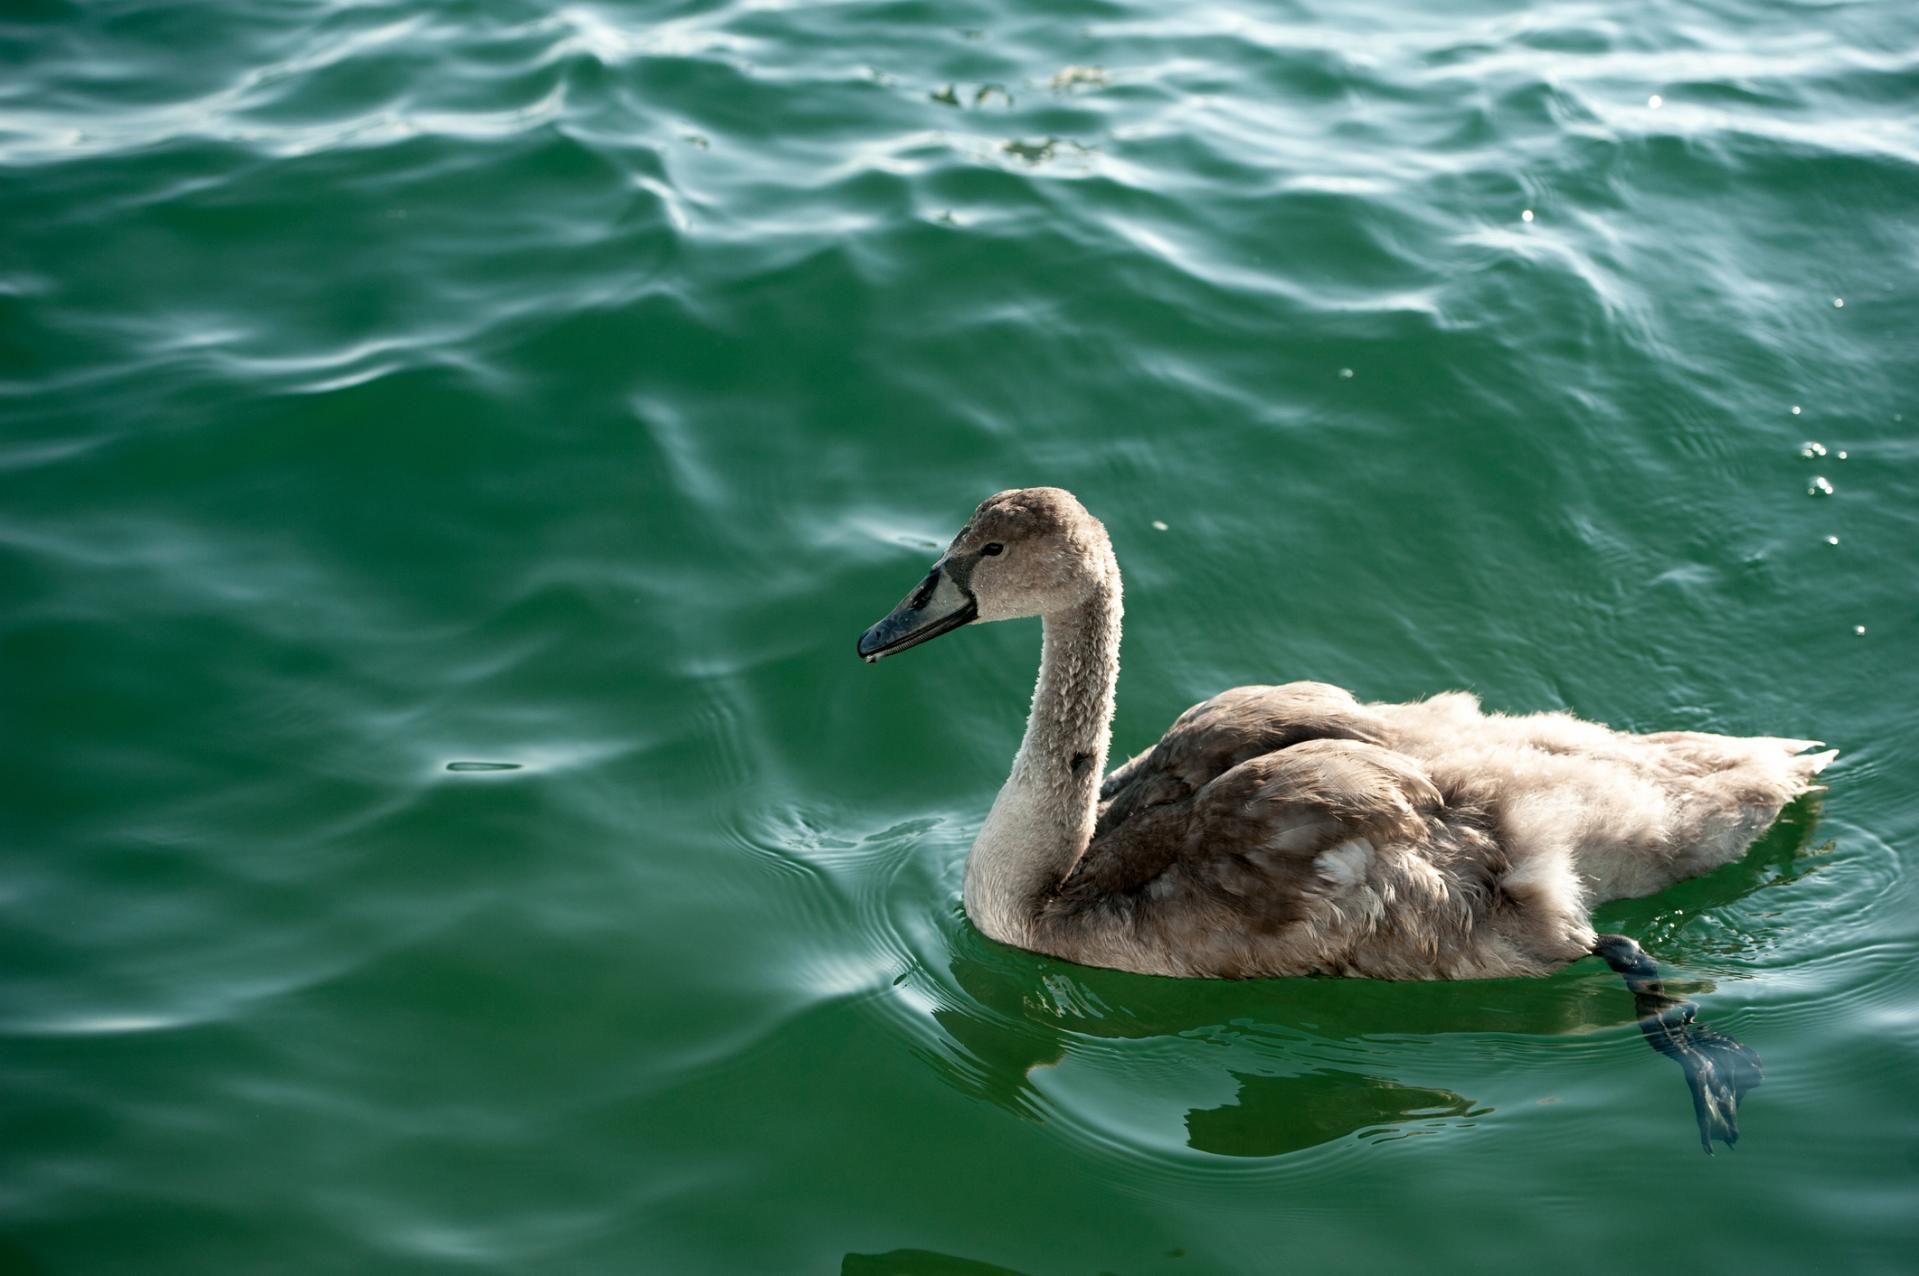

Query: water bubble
[[1833, 298, 1845, 308], [1825, 536, 1840, 546], [1151, 520, 1169, 531], [1648, 94, 1664, 108], [1800, 441, 1827, 458], [1791, 405, 1802, 415], [1808, 476, 1834, 496], [1339, 367, 1354, 379], [1854, 625, 1866, 636], [1521, 209, 1534, 222], [1836, 450, 1848, 460]]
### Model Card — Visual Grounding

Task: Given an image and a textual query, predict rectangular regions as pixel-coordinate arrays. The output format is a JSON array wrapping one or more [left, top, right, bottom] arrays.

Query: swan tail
[[1785, 743, 1839, 793], [1741, 737, 1838, 795]]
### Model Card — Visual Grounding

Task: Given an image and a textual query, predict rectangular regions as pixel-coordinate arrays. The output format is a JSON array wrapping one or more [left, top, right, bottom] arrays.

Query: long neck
[[963, 577, 1122, 948]]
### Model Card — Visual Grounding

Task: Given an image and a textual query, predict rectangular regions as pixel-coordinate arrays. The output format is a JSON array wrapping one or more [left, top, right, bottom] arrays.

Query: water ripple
[[7, 0, 1918, 1269]]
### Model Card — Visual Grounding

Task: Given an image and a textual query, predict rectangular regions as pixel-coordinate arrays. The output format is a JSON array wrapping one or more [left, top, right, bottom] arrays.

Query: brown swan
[[857, 486, 1833, 1150]]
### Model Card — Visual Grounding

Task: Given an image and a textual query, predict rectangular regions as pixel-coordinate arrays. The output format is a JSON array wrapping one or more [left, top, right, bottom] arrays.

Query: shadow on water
[[1185, 1068, 1486, 1157], [843, 1249, 1033, 1276], [928, 941, 1514, 1154]]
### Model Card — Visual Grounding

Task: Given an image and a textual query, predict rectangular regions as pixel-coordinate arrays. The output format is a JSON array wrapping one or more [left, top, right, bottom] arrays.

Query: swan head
[[857, 486, 1116, 662]]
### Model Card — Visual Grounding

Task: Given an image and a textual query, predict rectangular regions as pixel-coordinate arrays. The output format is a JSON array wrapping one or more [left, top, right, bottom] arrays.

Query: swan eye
[[980, 543, 1004, 556]]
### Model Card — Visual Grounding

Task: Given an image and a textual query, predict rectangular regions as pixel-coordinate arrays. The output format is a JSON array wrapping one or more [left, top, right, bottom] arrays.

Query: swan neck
[[963, 577, 1122, 946]]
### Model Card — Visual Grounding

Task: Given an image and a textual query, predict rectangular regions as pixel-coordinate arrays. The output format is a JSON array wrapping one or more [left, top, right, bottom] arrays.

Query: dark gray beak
[[857, 559, 978, 662]]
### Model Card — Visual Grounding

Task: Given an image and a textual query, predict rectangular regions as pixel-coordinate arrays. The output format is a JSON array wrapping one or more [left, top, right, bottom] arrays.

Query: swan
[[857, 486, 1834, 1150]]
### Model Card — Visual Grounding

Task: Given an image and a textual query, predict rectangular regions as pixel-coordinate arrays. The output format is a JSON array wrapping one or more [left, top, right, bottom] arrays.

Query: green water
[[4, 0, 1917, 1271]]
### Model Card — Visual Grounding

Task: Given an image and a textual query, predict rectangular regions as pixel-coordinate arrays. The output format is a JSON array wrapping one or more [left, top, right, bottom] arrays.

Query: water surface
[[4, 0, 1917, 1272]]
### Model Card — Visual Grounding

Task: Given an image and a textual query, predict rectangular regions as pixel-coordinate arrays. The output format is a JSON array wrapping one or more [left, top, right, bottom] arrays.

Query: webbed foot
[[1591, 933, 1763, 1155]]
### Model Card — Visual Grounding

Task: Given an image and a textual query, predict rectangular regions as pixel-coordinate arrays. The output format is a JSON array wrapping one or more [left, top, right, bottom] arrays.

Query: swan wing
[[1062, 738, 1444, 934], [1095, 682, 1387, 837]]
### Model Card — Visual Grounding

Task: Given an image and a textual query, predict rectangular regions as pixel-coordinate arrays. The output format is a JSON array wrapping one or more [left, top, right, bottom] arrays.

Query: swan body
[[857, 487, 1835, 984]]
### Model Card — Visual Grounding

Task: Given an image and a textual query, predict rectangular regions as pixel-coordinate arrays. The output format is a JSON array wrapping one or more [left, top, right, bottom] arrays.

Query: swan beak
[[857, 561, 978, 662]]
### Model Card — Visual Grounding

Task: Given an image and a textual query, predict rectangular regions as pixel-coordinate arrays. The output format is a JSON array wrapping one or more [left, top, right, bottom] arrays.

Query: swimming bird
[[857, 486, 1833, 1150]]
